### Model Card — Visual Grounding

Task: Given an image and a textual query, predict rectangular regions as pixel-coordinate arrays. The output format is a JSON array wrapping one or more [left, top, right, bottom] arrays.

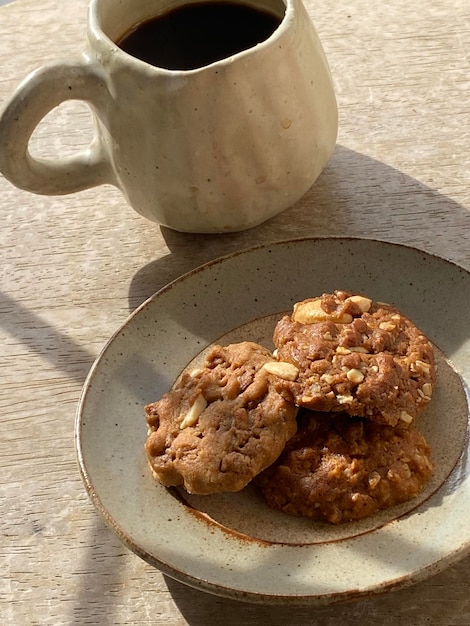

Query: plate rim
[[75, 236, 470, 605]]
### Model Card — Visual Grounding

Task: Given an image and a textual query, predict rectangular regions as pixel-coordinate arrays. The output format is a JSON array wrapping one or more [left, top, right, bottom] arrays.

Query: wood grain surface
[[1, 0, 470, 624]]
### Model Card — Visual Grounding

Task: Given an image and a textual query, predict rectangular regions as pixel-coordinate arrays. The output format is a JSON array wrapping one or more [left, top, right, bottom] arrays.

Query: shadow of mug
[[128, 144, 470, 312]]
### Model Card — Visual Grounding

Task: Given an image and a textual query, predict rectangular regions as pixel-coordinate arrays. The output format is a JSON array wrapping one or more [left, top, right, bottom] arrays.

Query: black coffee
[[117, 2, 282, 71]]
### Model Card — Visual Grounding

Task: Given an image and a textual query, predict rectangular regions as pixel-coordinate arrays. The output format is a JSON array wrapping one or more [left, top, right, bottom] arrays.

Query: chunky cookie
[[256, 410, 433, 524], [273, 291, 435, 425], [145, 341, 297, 495]]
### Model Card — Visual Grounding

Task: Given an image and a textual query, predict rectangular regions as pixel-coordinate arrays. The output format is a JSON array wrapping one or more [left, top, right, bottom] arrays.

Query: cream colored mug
[[0, 0, 337, 233]]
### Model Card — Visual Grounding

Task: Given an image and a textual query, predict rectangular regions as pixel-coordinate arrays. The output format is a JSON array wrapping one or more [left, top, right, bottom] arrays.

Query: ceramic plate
[[76, 237, 470, 605]]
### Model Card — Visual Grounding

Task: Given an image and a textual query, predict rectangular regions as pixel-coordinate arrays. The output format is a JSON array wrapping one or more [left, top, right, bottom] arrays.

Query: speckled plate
[[76, 237, 470, 605]]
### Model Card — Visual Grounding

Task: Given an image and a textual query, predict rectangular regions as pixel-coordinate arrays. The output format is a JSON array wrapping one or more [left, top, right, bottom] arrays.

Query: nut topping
[[399, 411, 413, 424], [346, 295, 372, 312], [410, 359, 432, 374], [347, 368, 365, 384], [369, 471, 381, 489], [180, 392, 207, 429], [336, 394, 354, 404], [422, 382, 433, 398], [262, 361, 299, 381], [293, 299, 353, 324], [379, 321, 396, 331]]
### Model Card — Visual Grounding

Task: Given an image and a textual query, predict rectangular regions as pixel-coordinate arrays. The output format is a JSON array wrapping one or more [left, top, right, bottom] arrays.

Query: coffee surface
[[117, 2, 282, 70]]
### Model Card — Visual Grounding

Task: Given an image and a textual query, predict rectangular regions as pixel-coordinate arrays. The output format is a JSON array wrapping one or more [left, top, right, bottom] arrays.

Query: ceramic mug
[[0, 0, 338, 233]]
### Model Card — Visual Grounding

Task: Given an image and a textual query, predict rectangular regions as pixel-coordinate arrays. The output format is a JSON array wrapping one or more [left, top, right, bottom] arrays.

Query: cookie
[[272, 291, 435, 425], [144, 341, 298, 495], [256, 410, 433, 524]]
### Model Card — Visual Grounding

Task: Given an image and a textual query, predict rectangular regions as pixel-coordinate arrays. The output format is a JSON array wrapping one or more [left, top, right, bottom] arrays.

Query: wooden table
[[1, 0, 470, 624]]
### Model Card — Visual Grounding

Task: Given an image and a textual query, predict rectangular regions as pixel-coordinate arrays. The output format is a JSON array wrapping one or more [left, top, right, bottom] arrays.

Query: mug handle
[[0, 58, 114, 195]]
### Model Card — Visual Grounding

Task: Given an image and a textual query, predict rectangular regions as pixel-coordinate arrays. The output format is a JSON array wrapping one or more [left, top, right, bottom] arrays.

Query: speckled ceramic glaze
[[76, 238, 470, 605], [0, 0, 337, 233]]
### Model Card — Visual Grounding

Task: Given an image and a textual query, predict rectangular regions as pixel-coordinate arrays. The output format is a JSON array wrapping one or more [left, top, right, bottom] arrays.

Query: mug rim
[[88, 0, 296, 74]]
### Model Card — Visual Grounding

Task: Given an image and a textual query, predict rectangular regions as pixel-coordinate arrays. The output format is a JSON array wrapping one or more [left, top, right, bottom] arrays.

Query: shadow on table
[[128, 144, 470, 315], [163, 557, 470, 626], [0, 293, 95, 383]]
